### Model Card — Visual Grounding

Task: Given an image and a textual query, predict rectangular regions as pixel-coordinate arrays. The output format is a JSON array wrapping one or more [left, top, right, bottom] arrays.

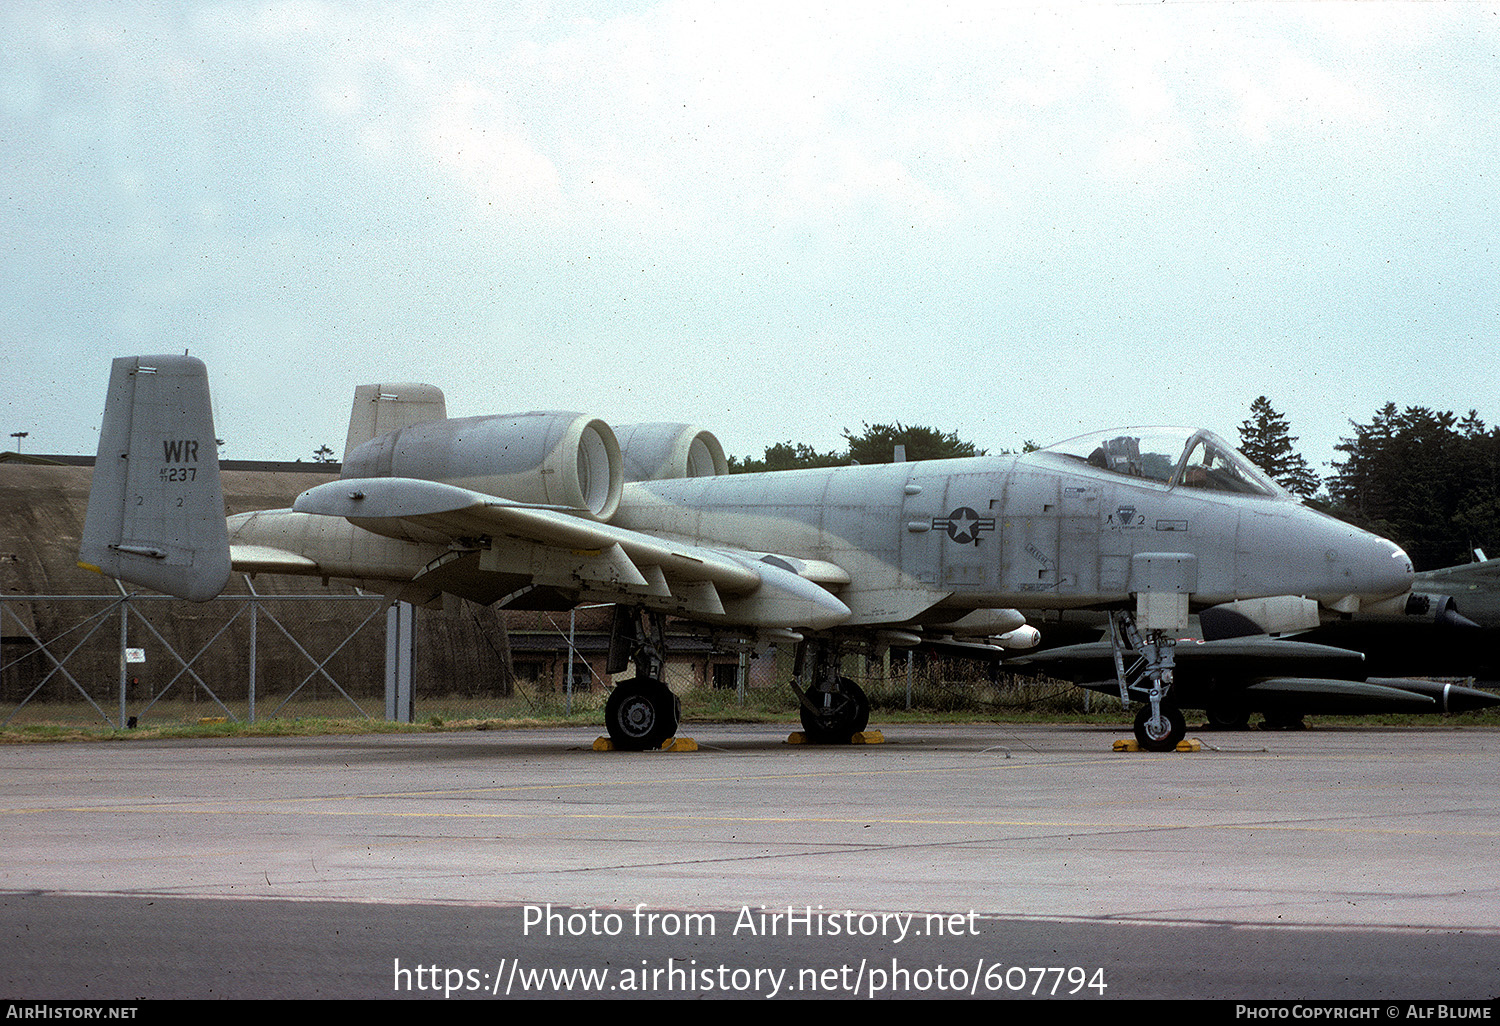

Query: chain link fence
[[1, 591, 1100, 730]]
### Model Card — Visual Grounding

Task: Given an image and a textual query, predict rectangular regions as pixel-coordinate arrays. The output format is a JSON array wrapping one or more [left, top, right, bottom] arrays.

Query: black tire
[[1205, 700, 1251, 731], [604, 676, 679, 751], [799, 678, 870, 744], [1260, 709, 1306, 731], [1133, 703, 1187, 752]]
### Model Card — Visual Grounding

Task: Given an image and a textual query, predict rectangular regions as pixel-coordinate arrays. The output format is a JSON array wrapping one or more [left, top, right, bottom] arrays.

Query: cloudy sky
[[4, 1, 1497, 480]]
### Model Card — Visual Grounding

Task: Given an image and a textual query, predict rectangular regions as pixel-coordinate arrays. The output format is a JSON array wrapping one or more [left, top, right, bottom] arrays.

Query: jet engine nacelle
[[614, 423, 728, 482], [341, 411, 624, 521]]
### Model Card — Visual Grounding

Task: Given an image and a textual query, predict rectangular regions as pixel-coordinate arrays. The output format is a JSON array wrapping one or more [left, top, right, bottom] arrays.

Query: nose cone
[[1311, 520, 1414, 613], [1237, 504, 1414, 611]]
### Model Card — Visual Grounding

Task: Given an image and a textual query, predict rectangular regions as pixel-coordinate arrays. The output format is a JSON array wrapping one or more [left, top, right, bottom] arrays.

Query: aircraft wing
[[289, 476, 852, 631], [1419, 558, 1500, 586], [1235, 677, 1435, 713]]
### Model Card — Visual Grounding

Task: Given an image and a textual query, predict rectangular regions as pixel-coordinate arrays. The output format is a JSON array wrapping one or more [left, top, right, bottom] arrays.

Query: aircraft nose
[[1320, 532, 1414, 614]]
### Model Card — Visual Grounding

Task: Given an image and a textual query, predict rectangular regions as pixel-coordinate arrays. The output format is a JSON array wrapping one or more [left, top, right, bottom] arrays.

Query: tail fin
[[78, 355, 230, 601], [342, 382, 446, 462]]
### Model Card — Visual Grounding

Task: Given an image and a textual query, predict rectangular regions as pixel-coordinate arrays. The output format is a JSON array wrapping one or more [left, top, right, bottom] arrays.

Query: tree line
[[727, 422, 999, 472], [1237, 397, 1500, 570], [1319, 404, 1499, 571], [728, 399, 1500, 573]]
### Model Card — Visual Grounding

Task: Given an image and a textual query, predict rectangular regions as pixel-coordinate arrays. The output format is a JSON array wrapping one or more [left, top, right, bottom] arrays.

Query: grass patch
[[3, 678, 1495, 743]]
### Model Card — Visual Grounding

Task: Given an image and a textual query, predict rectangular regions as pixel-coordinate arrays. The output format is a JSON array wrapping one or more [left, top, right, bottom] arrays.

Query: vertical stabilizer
[[343, 383, 447, 461], [78, 355, 230, 601]]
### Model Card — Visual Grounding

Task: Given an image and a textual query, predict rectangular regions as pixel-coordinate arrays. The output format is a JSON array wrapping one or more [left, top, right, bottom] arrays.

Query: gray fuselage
[[613, 450, 1412, 627]]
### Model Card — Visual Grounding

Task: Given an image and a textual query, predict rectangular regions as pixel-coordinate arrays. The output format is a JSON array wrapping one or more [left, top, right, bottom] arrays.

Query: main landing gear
[[1109, 610, 1187, 753], [603, 606, 680, 751], [599, 612, 873, 748], [791, 640, 871, 744]]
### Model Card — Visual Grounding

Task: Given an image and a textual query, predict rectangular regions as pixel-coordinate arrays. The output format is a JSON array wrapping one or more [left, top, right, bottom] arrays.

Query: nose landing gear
[[1111, 610, 1187, 752]]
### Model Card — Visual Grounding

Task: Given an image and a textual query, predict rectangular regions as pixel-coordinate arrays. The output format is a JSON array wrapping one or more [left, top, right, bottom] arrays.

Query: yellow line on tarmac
[[0, 754, 1108, 815], [5, 797, 1499, 839]]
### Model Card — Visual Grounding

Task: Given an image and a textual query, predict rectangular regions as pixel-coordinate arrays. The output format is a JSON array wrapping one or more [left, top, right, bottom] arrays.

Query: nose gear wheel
[[1133, 703, 1186, 752]]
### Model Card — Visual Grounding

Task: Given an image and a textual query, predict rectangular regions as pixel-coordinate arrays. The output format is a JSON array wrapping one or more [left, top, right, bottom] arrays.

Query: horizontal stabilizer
[[1418, 558, 1500, 588], [228, 544, 320, 575]]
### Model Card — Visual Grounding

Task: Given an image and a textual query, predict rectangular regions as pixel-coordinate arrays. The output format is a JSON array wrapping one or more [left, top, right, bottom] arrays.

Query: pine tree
[[727, 441, 847, 473], [1328, 404, 1498, 570], [1237, 397, 1319, 497]]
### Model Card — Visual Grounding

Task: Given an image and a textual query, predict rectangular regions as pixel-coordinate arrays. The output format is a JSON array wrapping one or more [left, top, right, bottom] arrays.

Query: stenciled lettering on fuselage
[[162, 439, 200, 463], [159, 438, 201, 482], [1104, 506, 1190, 534], [932, 507, 996, 546]]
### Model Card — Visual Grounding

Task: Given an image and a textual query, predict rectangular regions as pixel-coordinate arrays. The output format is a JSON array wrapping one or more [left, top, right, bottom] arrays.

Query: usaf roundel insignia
[[933, 507, 995, 545]]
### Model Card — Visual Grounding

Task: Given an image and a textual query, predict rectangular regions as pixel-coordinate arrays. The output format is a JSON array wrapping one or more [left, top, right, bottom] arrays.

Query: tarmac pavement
[[2, 722, 1496, 1000]]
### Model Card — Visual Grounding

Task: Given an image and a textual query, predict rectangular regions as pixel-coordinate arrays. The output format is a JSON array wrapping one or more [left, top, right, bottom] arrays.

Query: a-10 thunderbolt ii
[[78, 355, 1415, 751]]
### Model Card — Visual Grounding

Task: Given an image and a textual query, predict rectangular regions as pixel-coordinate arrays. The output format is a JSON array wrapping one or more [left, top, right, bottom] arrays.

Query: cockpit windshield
[[1035, 427, 1282, 497]]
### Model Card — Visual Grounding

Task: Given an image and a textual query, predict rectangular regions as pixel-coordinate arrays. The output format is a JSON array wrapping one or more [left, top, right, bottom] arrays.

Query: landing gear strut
[[1109, 610, 1187, 752], [791, 640, 870, 743], [603, 606, 680, 751]]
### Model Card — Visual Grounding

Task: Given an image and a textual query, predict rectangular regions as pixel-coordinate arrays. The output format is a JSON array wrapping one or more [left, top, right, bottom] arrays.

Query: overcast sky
[[4, 1, 1496, 480]]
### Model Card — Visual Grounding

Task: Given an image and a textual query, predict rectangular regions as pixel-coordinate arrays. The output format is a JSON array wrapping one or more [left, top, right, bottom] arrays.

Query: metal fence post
[[248, 588, 258, 724], [386, 601, 414, 723], [906, 650, 913, 710], [118, 594, 129, 729]]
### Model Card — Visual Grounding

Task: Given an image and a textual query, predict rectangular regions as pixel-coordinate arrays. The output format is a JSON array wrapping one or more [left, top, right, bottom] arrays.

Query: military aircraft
[[1008, 631, 1500, 729], [78, 355, 1416, 751], [1414, 552, 1500, 627], [1289, 554, 1500, 685]]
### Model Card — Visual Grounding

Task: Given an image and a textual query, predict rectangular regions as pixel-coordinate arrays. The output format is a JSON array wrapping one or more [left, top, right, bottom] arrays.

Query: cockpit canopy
[[1036, 427, 1283, 497]]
